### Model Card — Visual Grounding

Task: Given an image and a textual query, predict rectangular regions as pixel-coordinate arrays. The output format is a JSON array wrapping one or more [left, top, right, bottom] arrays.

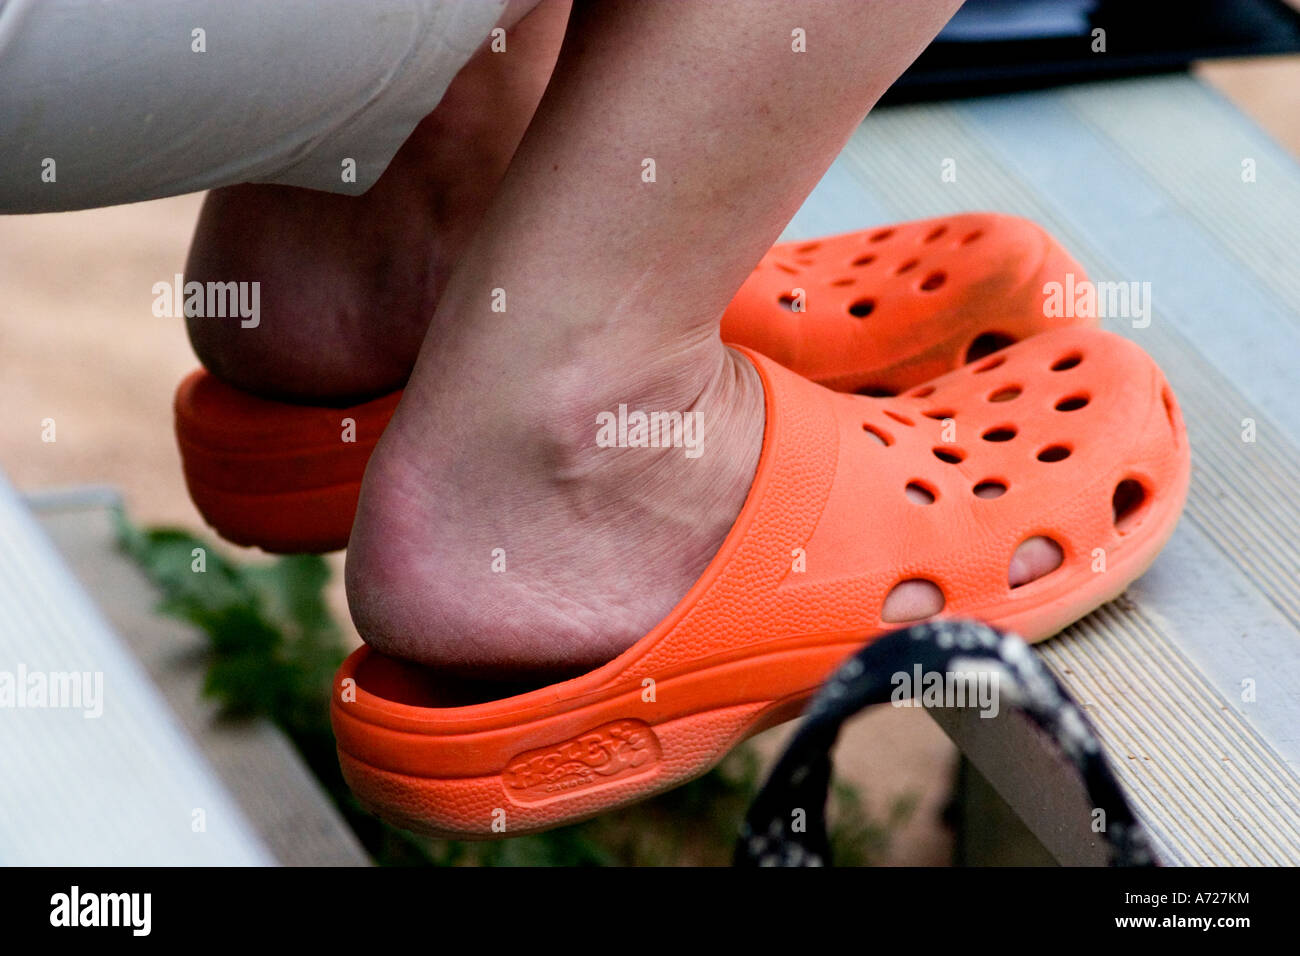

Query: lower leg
[[347, 0, 967, 676], [183, 0, 570, 403]]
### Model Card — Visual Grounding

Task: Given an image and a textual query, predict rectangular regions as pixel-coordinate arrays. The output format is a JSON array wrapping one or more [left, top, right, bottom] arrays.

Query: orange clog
[[330, 327, 1188, 837], [174, 373, 399, 554], [722, 212, 1090, 394]]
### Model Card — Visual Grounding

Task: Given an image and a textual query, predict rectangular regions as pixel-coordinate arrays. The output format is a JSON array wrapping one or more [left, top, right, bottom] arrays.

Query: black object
[[883, 0, 1300, 104], [735, 619, 1156, 867]]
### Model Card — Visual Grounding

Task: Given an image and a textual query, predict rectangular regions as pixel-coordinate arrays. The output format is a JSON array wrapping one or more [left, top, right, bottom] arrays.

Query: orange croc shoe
[[722, 212, 1089, 395], [177, 213, 1084, 553], [174, 372, 400, 553], [330, 327, 1189, 838]]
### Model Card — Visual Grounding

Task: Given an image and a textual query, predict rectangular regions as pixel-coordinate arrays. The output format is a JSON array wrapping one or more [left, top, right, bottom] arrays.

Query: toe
[[1008, 535, 1064, 588]]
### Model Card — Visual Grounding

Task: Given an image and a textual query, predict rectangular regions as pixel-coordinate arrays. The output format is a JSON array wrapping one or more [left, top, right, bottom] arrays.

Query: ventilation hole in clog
[[909, 385, 935, 398], [923, 408, 955, 420], [1037, 444, 1071, 462], [973, 356, 1006, 375], [853, 254, 876, 267], [884, 409, 914, 426], [1055, 394, 1089, 411], [830, 277, 855, 287], [795, 258, 814, 267], [988, 385, 1021, 403], [924, 225, 948, 243], [856, 385, 896, 397], [1112, 478, 1148, 533], [774, 263, 798, 275], [1051, 352, 1083, 371], [896, 258, 919, 275], [870, 228, 895, 243], [862, 424, 893, 446], [778, 293, 797, 311], [882, 579, 945, 623], [905, 481, 936, 504], [1009, 536, 1064, 589], [966, 332, 1016, 365], [848, 298, 876, 318], [982, 426, 1017, 442], [973, 480, 1007, 498], [933, 447, 965, 464], [920, 271, 947, 292], [796, 242, 821, 254], [961, 229, 984, 245]]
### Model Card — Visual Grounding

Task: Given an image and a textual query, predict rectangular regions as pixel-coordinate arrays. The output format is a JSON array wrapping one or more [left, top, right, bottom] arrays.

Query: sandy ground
[[2, 56, 1296, 867]]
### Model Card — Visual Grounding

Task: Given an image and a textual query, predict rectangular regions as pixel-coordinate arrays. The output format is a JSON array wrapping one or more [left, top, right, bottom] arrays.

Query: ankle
[[346, 339, 765, 677], [536, 332, 748, 467], [397, 325, 756, 492]]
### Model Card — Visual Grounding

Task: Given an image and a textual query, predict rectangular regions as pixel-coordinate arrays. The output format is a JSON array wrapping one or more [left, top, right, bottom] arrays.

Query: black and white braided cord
[[734, 619, 1156, 867]]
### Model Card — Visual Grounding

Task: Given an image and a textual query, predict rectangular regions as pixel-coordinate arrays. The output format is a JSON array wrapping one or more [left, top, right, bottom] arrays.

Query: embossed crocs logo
[[505, 719, 661, 802]]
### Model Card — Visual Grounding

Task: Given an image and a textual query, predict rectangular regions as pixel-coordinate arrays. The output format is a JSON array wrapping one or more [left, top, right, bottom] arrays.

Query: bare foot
[[346, 331, 765, 678]]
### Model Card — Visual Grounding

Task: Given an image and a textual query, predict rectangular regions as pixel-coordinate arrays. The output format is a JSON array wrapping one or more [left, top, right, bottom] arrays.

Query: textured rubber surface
[[721, 212, 1092, 395], [176, 213, 1086, 553], [174, 371, 400, 553], [331, 328, 1190, 838]]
